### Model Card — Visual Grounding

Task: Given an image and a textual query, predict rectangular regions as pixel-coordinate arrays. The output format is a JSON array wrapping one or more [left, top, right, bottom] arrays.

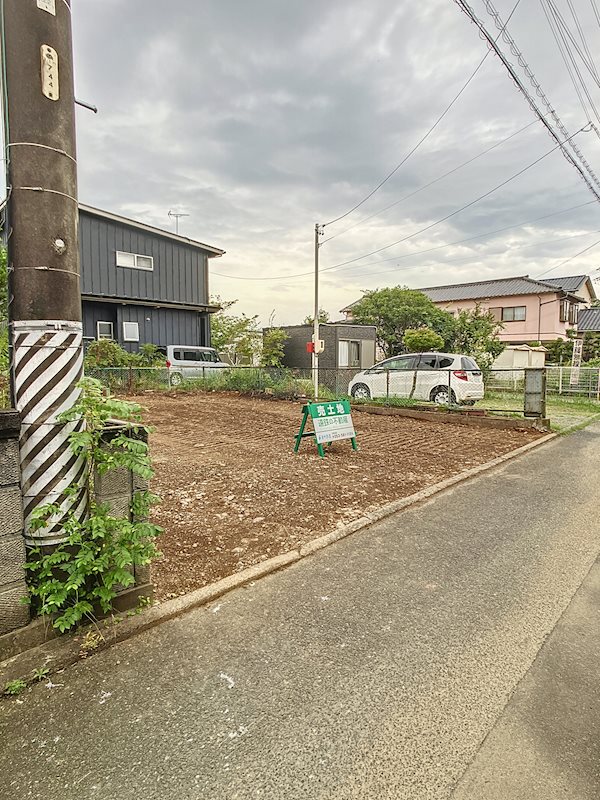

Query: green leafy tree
[[261, 328, 288, 367], [349, 287, 455, 358], [545, 337, 575, 364], [210, 296, 261, 364], [303, 308, 330, 325], [403, 327, 444, 353], [84, 338, 132, 368], [450, 304, 504, 373], [136, 343, 165, 366], [582, 332, 600, 363]]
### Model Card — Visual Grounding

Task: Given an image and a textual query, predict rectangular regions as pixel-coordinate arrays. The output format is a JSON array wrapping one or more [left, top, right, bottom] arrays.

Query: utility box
[[524, 368, 547, 418]]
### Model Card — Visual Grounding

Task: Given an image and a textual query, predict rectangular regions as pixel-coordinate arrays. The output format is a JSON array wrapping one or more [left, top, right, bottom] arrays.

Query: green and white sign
[[294, 399, 358, 457], [309, 400, 356, 444]]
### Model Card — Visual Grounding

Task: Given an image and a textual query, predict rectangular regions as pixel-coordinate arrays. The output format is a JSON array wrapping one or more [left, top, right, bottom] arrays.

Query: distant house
[[340, 275, 596, 344], [576, 306, 600, 333], [272, 323, 377, 371], [79, 204, 225, 351]]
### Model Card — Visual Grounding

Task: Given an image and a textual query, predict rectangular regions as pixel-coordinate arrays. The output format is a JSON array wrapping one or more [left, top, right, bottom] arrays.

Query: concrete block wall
[[0, 411, 30, 635]]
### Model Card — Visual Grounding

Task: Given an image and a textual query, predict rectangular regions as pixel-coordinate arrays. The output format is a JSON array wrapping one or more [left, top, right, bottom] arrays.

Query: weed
[[32, 667, 50, 682], [4, 679, 26, 696]]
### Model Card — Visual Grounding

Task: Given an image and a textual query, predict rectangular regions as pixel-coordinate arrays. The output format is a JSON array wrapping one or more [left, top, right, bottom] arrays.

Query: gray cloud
[[72, 0, 600, 322]]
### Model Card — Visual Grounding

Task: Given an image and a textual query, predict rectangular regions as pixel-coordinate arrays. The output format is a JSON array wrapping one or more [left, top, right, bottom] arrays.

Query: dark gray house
[[275, 323, 377, 371], [79, 204, 225, 351]]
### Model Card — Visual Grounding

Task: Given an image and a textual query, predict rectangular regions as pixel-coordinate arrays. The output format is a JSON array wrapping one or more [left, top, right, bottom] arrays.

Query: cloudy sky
[[71, 0, 600, 324]]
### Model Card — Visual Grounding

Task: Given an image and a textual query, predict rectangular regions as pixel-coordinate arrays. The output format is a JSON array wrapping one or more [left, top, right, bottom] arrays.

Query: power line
[[566, 0, 600, 82], [540, 0, 595, 124], [456, 0, 600, 200], [535, 236, 600, 277], [543, 0, 600, 128], [211, 186, 594, 285], [331, 228, 600, 284], [321, 0, 523, 228], [591, 0, 600, 30], [321, 116, 541, 245], [545, 0, 600, 88], [319, 128, 590, 273]]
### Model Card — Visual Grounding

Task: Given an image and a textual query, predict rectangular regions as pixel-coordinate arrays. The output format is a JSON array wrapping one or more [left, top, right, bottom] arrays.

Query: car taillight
[[453, 370, 468, 380], [166, 360, 171, 368]]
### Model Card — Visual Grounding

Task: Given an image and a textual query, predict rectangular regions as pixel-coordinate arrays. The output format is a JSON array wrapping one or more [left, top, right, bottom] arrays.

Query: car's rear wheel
[[431, 386, 456, 405], [351, 383, 371, 400], [169, 372, 183, 387]]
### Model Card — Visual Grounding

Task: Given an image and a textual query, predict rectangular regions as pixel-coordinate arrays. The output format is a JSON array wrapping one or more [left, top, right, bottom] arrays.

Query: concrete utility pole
[[313, 223, 323, 401], [2, 0, 86, 546]]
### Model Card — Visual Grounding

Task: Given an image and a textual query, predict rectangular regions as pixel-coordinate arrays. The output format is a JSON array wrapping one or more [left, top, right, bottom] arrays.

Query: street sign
[[294, 400, 358, 457]]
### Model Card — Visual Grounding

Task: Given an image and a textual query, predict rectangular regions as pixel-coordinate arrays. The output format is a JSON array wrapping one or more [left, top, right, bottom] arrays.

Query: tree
[[349, 287, 455, 358], [449, 304, 504, 372], [84, 339, 132, 368], [261, 328, 288, 367], [545, 337, 575, 364], [210, 296, 261, 364], [403, 328, 444, 353], [303, 308, 330, 325]]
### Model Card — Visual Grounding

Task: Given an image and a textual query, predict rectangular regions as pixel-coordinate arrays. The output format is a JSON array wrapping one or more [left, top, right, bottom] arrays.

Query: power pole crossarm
[[2, 0, 86, 545]]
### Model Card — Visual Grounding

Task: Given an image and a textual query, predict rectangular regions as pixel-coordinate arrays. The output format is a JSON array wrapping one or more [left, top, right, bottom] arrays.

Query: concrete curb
[[1, 431, 558, 691]]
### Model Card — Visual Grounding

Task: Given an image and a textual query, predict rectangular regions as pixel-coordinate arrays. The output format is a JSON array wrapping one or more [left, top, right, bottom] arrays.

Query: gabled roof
[[79, 204, 225, 257], [577, 307, 600, 332], [418, 275, 576, 303], [542, 274, 596, 299]]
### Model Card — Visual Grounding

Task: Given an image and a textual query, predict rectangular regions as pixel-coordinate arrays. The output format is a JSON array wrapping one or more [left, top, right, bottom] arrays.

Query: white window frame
[[122, 321, 140, 342], [116, 251, 154, 271], [96, 321, 114, 340]]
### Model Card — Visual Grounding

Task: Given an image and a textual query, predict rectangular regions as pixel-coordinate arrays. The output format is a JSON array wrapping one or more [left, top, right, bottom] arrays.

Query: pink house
[[341, 275, 596, 344]]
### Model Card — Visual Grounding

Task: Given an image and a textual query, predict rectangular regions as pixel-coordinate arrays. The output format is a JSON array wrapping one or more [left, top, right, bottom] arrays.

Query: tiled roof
[[577, 307, 600, 332], [419, 276, 573, 302], [543, 275, 588, 293]]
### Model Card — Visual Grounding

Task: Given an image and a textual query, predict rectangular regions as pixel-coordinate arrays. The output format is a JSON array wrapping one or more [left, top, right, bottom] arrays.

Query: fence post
[[448, 369, 452, 405], [128, 365, 133, 394], [558, 366, 563, 395], [386, 369, 390, 405]]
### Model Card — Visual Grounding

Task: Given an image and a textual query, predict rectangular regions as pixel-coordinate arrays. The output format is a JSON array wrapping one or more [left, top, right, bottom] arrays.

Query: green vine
[[23, 378, 162, 632]]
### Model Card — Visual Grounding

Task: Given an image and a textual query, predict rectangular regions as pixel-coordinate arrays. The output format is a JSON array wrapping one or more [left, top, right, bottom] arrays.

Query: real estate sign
[[308, 400, 356, 444], [294, 399, 358, 457]]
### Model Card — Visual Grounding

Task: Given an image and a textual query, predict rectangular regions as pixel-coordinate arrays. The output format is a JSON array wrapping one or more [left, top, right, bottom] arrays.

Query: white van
[[165, 345, 229, 386]]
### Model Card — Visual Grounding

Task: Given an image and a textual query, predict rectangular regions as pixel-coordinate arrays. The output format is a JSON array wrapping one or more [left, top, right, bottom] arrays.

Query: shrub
[[84, 339, 132, 368], [403, 328, 444, 353]]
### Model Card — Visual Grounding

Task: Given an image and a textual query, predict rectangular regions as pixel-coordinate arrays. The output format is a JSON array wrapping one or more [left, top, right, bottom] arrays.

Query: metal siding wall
[[115, 304, 206, 352], [82, 300, 118, 340], [79, 210, 210, 306]]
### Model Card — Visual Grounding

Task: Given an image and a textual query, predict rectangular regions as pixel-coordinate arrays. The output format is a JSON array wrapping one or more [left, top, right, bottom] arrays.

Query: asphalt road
[[2, 425, 600, 800]]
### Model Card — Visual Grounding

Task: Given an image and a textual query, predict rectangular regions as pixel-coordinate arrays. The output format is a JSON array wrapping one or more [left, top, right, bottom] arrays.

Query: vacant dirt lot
[[132, 392, 542, 600]]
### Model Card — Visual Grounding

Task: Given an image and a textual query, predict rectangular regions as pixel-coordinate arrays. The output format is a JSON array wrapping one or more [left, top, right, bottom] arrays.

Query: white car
[[165, 345, 229, 386], [348, 352, 484, 405]]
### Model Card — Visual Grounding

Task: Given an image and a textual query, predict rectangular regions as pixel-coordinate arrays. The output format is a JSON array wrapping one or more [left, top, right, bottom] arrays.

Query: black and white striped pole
[[2, 0, 87, 546]]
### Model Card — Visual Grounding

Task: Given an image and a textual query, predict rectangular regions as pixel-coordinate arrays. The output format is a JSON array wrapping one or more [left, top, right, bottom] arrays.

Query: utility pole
[[313, 223, 323, 401], [2, 0, 86, 546]]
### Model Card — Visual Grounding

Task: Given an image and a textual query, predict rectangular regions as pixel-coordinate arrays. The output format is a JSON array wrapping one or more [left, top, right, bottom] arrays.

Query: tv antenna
[[168, 209, 189, 235]]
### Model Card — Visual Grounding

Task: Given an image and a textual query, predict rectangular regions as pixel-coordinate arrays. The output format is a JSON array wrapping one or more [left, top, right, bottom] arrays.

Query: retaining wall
[[0, 411, 29, 636]]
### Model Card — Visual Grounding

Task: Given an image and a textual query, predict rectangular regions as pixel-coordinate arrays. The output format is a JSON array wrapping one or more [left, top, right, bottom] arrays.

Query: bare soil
[[131, 392, 542, 600]]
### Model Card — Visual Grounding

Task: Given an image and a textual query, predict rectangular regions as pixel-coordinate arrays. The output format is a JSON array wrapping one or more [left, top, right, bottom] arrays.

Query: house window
[[338, 340, 360, 367], [96, 321, 114, 340], [569, 303, 578, 325], [116, 251, 154, 271], [559, 299, 573, 323], [501, 306, 526, 322], [122, 322, 140, 342]]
